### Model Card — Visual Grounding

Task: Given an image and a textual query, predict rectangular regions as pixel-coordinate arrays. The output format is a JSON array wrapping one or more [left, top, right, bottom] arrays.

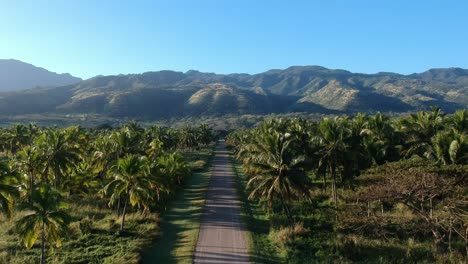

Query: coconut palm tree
[[36, 129, 81, 188], [360, 112, 399, 165], [104, 155, 155, 232], [237, 129, 311, 219], [315, 117, 350, 205], [426, 130, 467, 165], [0, 162, 19, 218], [399, 107, 445, 157], [13, 146, 44, 202], [4, 124, 30, 155], [155, 152, 191, 186], [16, 185, 70, 264], [448, 109, 467, 133]]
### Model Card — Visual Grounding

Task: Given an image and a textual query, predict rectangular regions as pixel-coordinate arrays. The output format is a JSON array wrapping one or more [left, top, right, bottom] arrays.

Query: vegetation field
[[0, 122, 216, 264], [227, 108, 467, 263]]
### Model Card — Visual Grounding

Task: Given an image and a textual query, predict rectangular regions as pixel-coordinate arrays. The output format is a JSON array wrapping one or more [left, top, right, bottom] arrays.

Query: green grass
[[141, 146, 215, 264], [0, 198, 159, 264], [231, 159, 284, 264]]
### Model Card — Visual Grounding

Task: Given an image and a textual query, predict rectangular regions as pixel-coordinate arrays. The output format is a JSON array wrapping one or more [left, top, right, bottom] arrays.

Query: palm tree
[[16, 185, 70, 264], [178, 125, 198, 150], [315, 117, 350, 205], [36, 129, 81, 188], [104, 155, 155, 232], [448, 109, 467, 133], [197, 124, 215, 146], [360, 112, 398, 165], [237, 129, 311, 219], [13, 146, 44, 202], [399, 107, 445, 157], [4, 124, 30, 155], [155, 152, 190, 186], [0, 162, 19, 218], [426, 130, 467, 164]]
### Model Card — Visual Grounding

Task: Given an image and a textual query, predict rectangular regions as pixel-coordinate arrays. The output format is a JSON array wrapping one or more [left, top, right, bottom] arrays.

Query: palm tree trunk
[[116, 196, 121, 216], [41, 222, 46, 264], [322, 173, 327, 192], [120, 196, 129, 232], [54, 167, 60, 189], [29, 174, 34, 204], [279, 196, 292, 222], [330, 164, 337, 205]]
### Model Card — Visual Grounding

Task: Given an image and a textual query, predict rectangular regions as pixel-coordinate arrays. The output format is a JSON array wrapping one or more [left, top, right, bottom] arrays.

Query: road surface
[[193, 141, 250, 264]]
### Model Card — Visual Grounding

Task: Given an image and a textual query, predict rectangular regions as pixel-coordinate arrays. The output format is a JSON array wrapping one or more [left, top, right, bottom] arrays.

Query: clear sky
[[1, 0, 467, 79]]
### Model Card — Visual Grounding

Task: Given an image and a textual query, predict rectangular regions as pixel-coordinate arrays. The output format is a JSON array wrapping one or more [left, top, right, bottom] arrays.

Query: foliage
[[0, 121, 217, 263], [229, 108, 468, 263]]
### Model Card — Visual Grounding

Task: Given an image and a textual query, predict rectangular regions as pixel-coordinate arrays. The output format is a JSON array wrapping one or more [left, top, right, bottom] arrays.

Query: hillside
[[0, 65, 466, 118], [0, 59, 81, 92]]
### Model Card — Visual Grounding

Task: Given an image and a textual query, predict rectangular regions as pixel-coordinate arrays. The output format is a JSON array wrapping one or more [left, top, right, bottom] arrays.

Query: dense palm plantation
[[0, 122, 216, 263], [227, 108, 468, 263]]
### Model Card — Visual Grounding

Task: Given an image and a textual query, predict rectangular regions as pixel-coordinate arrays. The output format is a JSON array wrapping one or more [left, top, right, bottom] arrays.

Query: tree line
[[0, 122, 216, 264], [226, 108, 467, 259]]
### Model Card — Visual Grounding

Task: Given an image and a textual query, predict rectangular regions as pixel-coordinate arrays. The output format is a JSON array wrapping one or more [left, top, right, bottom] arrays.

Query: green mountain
[[0, 65, 466, 118]]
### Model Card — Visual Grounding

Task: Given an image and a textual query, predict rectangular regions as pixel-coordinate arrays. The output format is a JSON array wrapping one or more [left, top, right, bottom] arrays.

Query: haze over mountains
[[0, 59, 81, 92], [0, 60, 466, 118]]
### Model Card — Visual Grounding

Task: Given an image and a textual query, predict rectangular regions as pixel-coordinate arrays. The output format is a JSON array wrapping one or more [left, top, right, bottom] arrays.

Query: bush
[[79, 217, 94, 235], [190, 160, 206, 171]]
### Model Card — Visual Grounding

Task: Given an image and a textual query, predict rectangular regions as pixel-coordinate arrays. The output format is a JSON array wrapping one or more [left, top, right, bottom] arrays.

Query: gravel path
[[193, 141, 250, 264]]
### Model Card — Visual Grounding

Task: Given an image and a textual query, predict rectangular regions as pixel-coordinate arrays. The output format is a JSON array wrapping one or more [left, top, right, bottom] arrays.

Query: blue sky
[[1, 0, 467, 79]]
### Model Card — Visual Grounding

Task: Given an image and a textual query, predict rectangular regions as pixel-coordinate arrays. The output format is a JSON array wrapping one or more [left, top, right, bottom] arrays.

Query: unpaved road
[[193, 141, 250, 264]]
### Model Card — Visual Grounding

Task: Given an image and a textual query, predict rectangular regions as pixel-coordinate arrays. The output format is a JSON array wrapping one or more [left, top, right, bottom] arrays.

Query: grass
[[229, 157, 468, 263], [141, 145, 215, 264], [0, 198, 159, 264], [231, 158, 284, 264]]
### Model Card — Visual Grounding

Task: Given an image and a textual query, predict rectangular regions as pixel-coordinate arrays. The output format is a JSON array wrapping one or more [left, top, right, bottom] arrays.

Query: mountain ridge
[[0, 63, 466, 119], [0, 59, 81, 92]]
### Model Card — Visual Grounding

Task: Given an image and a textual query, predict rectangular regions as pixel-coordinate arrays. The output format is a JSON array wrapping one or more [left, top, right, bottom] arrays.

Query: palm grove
[[227, 108, 467, 262], [0, 122, 215, 264]]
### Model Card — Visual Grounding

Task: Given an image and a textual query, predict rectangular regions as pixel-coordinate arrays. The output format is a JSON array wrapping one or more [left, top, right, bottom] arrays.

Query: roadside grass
[[141, 145, 215, 264], [231, 158, 284, 264]]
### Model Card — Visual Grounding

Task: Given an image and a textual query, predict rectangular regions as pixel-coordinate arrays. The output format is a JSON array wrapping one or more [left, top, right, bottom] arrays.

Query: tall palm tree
[[237, 129, 311, 219], [36, 129, 81, 188], [16, 185, 70, 264], [14, 146, 44, 202], [197, 124, 215, 146], [315, 117, 350, 205], [104, 155, 155, 232], [0, 162, 19, 218], [4, 124, 30, 155]]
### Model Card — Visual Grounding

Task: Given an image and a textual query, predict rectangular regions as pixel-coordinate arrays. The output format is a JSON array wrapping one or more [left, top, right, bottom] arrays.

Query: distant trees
[[228, 108, 467, 211]]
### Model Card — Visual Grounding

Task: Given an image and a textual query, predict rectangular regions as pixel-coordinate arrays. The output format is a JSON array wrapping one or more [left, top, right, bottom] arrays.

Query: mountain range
[[0, 59, 81, 92], [0, 60, 466, 119]]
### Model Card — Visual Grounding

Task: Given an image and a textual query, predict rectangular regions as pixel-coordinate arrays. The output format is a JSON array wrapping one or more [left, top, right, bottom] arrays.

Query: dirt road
[[193, 141, 250, 264]]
